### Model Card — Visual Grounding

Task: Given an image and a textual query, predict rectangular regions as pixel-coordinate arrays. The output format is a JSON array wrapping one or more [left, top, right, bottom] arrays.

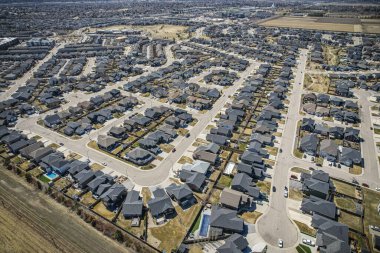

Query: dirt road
[[0, 168, 130, 253]]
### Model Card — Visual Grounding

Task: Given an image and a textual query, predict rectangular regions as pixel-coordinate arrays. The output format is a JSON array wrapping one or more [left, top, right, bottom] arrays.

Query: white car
[[302, 238, 315, 247], [284, 189, 288, 198], [278, 239, 283, 248], [102, 162, 107, 166]]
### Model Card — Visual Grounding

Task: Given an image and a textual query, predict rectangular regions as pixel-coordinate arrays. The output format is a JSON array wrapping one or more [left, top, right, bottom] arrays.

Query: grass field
[[261, 16, 380, 33]]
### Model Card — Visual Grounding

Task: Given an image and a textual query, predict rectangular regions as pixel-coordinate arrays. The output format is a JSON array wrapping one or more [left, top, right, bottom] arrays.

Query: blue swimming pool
[[199, 214, 210, 237], [44, 172, 59, 180]]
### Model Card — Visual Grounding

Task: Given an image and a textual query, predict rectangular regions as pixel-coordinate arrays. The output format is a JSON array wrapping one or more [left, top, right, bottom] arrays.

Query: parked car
[[370, 225, 380, 232], [278, 239, 283, 248], [185, 133, 190, 138], [284, 189, 288, 198], [302, 238, 315, 247], [362, 183, 369, 188], [172, 148, 176, 153], [102, 162, 107, 166]]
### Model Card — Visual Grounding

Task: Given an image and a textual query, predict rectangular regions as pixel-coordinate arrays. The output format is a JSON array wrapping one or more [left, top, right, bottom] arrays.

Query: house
[[179, 170, 207, 192], [302, 93, 317, 104], [329, 126, 344, 139], [1, 132, 23, 145], [315, 219, 350, 253], [87, 173, 114, 193], [182, 160, 210, 175], [74, 170, 96, 189], [220, 188, 251, 210], [315, 107, 330, 117], [125, 147, 155, 166], [231, 173, 261, 198], [122, 190, 143, 219], [8, 139, 35, 153], [148, 188, 175, 220], [217, 233, 249, 253], [195, 143, 220, 154], [192, 150, 218, 165], [301, 196, 336, 220], [240, 151, 263, 166], [29, 147, 54, 163], [303, 103, 317, 115], [302, 170, 332, 200], [209, 206, 244, 236], [97, 135, 119, 151], [165, 184, 194, 208], [109, 126, 127, 139], [19, 141, 44, 158], [206, 134, 228, 145], [344, 111, 360, 123], [299, 134, 319, 156], [44, 114, 61, 128], [314, 123, 329, 136], [319, 139, 338, 162], [67, 160, 90, 176], [339, 147, 361, 167], [344, 128, 360, 143], [101, 183, 127, 210], [301, 118, 315, 132]]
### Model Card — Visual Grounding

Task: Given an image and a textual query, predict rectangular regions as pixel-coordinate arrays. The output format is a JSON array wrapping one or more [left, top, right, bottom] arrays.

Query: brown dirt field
[[304, 74, 330, 93], [263, 17, 380, 34], [261, 17, 356, 32], [90, 24, 190, 40], [0, 168, 130, 253]]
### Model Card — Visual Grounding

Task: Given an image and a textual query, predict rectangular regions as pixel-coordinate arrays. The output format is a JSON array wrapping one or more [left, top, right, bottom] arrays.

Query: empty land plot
[[91, 24, 190, 40], [304, 74, 330, 93], [361, 19, 380, 34], [261, 16, 356, 32], [0, 168, 130, 253]]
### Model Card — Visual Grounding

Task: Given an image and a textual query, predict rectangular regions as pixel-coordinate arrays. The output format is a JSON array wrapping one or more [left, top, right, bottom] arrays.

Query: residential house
[[209, 206, 244, 236]]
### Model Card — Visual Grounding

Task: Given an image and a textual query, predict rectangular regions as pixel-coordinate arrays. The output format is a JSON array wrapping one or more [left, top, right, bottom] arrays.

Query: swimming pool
[[44, 172, 59, 181], [199, 214, 210, 237]]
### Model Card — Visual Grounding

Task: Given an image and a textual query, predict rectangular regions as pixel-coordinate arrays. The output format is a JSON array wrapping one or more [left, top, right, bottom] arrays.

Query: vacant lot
[[91, 24, 190, 39], [304, 74, 330, 93], [261, 16, 380, 33], [0, 168, 130, 253]]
